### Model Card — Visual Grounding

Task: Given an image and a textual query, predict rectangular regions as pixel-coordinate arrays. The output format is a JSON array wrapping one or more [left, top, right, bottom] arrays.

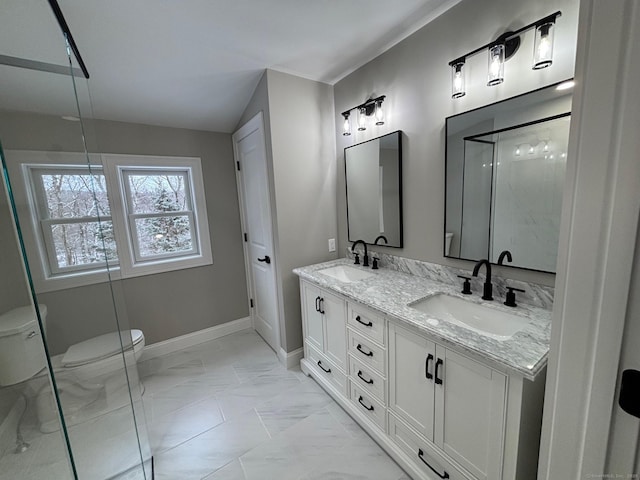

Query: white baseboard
[[140, 317, 251, 361], [278, 347, 304, 369]]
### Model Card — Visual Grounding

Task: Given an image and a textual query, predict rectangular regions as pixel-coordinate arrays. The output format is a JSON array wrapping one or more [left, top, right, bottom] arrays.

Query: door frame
[[538, 0, 640, 477], [232, 111, 282, 353]]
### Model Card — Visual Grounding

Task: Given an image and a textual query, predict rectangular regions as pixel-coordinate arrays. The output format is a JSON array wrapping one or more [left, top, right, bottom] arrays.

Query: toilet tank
[[0, 305, 48, 386]]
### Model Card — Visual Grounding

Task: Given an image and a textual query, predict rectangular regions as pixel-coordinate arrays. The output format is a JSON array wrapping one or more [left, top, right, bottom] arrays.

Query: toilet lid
[[62, 329, 144, 367]]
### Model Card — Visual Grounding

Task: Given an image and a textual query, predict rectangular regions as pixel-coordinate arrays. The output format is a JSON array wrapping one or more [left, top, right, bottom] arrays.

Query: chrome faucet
[[351, 240, 369, 267], [472, 259, 493, 301]]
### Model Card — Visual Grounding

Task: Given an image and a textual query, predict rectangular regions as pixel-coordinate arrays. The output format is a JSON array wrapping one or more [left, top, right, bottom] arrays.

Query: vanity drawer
[[347, 303, 386, 346], [306, 343, 347, 397], [350, 382, 386, 432], [389, 413, 472, 480], [349, 354, 386, 403], [348, 329, 386, 376]]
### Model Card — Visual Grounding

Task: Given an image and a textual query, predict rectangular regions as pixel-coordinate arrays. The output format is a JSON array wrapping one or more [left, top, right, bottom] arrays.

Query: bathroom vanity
[[294, 258, 551, 480]]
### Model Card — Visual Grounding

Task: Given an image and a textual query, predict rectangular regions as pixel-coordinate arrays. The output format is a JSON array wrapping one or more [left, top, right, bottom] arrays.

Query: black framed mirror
[[345, 130, 402, 247], [445, 80, 573, 273]]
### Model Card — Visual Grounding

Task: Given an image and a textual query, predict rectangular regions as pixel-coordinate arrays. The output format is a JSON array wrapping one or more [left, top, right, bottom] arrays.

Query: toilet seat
[[62, 330, 144, 367]]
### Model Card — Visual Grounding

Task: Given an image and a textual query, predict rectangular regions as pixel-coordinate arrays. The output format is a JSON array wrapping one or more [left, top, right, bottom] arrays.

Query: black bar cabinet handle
[[356, 344, 373, 357], [315, 296, 320, 312], [358, 396, 374, 411], [435, 358, 444, 385], [418, 449, 449, 479], [317, 360, 331, 373], [319, 297, 325, 314], [257, 255, 271, 264], [426, 354, 434, 380], [357, 370, 374, 385], [355, 315, 373, 327]]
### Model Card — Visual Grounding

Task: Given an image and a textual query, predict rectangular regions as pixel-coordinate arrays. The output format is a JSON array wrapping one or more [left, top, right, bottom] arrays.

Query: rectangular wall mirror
[[345, 130, 402, 247], [445, 81, 573, 273]]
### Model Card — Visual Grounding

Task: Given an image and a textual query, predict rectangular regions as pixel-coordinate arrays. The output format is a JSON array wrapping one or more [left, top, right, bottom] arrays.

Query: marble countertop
[[293, 258, 551, 380]]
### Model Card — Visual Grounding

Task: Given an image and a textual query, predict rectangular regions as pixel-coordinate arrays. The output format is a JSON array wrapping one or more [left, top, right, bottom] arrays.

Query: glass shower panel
[[0, 1, 151, 478]]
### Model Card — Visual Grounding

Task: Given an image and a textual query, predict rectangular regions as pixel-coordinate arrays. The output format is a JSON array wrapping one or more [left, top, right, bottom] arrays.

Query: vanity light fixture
[[448, 11, 561, 98], [340, 95, 386, 134]]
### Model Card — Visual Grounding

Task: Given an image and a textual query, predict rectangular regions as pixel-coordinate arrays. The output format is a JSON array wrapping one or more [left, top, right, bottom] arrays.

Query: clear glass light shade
[[342, 114, 351, 136], [451, 62, 466, 98], [357, 107, 367, 131], [374, 101, 385, 125], [533, 22, 555, 69], [487, 44, 505, 86]]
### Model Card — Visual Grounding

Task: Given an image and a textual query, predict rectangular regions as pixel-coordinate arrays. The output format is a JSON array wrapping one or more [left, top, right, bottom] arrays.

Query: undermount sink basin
[[318, 265, 376, 283], [410, 293, 529, 340]]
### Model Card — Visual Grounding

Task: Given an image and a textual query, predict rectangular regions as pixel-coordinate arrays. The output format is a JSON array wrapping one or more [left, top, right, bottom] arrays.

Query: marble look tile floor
[[142, 329, 409, 480]]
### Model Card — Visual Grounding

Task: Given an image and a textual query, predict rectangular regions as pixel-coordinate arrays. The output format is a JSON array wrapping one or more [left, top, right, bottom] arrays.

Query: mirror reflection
[[445, 82, 572, 273], [345, 131, 402, 247]]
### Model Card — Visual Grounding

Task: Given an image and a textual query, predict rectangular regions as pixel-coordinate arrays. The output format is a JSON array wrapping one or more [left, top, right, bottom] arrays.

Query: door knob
[[257, 256, 271, 264]]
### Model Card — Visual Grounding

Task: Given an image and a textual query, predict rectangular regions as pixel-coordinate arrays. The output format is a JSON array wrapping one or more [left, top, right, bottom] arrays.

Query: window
[[121, 170, 197, 261], [28, 167, 118, 275], [13, 151, 212, 291]]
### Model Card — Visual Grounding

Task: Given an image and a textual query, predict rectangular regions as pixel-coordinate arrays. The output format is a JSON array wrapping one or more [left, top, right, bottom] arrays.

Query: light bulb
[[374, 100, 385, 125], [342, 113, 351, 136], [515, 146, 521, 156], [451, 61, 466, 99], [529, 145, 535, 155], [357, 108, 367, 131], [533, 22, 555, 69], [487, 44, 505, 86]]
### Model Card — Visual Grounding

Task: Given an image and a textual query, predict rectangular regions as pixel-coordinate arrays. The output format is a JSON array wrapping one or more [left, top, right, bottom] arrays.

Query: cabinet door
[[434, 346, 506, 480], [302, 282, 324, 352], [322, 291, 347, 370], [389, 323, 436, 441]]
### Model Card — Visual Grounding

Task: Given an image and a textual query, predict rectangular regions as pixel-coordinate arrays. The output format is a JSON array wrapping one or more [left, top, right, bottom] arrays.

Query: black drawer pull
[[435, 358, 444, 385], [357, 370, 374, 385], [418, 449, 449, 479], [426, 354, 434, 380], [356, 344, 373, 357], [317, 360, 331, 373], [319, 297, 325, 314], [358, 396, 374, 411], [315, 296, 320, 313], [355, 315, 373, 327]]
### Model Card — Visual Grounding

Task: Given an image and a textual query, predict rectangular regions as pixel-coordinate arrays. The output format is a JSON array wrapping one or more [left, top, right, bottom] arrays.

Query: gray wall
[[0, 180, 31, 313], [334, 0, 579, 286], [0, 111, 248, 354], [237, 69, 337, 352]]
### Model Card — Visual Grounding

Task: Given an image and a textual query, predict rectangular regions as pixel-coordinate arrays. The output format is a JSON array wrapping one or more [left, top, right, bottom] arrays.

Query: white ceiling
[[0, 0, 460, 133]]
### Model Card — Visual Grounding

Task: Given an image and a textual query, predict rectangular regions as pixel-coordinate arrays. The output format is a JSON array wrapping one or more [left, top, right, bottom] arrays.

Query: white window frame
[[5, 150, 212, 292], [102, 154, 212, 279], [27, 165, 118, 276]]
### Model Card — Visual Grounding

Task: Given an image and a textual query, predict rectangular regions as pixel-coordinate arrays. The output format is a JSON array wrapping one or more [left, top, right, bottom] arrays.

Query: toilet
[[0, 304, 146, 432], [0, 305, 48, 387]]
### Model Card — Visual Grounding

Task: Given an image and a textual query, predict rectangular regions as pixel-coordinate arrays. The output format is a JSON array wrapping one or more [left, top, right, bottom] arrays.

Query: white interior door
[[232, 112, 280, 352], [606, 224, 640, 473]]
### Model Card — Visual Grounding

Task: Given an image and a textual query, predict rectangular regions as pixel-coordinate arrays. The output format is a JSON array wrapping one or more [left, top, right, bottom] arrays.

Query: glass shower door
[[0, 1, 151, 478]]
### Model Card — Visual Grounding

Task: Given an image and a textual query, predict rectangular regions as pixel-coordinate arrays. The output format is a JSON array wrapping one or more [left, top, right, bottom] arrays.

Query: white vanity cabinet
[[298, 277, 545, 480], [301, 281, 348, 393], [388, 323, 506, 480]]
